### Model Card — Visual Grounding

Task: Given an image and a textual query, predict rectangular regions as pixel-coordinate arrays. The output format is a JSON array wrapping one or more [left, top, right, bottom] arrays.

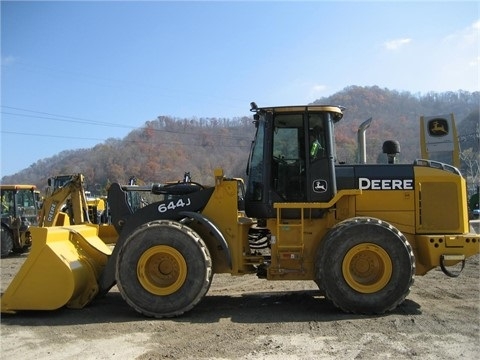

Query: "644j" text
[[157, 198, 191, 213]]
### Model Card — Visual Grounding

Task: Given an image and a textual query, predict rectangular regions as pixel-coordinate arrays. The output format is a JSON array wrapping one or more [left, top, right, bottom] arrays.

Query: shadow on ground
[[0, 289, 421, 327]]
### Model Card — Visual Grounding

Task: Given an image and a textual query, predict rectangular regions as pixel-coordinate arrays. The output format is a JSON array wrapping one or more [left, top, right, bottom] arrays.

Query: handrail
[[414, 159, 461, 175]]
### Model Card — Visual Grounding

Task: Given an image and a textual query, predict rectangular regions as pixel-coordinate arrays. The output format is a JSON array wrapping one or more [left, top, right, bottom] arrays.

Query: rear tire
[[116, 220, 212, 318], [316, 217, 415, 314], [1, 227, 14, 258]]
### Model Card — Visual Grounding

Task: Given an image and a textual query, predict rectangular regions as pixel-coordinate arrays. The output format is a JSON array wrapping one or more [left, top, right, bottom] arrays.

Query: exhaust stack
[[357, 117, 372, 164]]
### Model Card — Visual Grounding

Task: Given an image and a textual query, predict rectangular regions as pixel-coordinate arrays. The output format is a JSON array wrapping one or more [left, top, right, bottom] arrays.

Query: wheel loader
[[1, 185, 39, 257], [1, 104, 479, 317]]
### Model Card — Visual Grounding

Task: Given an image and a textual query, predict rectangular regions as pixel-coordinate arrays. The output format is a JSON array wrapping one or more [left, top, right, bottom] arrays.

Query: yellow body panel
[[414, 164, 469, 234], [201, 171, 256, 274], [97, 224, 119, 244], [86, 197, 106, 212], [356, 189, 416, 234], [1, 225, 111, 313]]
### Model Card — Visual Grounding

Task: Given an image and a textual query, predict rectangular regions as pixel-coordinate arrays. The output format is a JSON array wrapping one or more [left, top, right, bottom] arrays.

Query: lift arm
[[38, 174, 90, 226]]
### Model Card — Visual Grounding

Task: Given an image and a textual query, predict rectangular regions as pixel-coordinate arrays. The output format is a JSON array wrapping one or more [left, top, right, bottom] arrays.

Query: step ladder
[[273, 204, 305, 274]]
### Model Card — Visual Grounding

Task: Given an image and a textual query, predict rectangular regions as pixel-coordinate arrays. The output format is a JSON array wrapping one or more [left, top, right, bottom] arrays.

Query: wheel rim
[[342, 243, 392, 294], [137, 245, 187, 296]]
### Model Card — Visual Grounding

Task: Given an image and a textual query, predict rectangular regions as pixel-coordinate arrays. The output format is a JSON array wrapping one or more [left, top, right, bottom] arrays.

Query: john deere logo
[[313, 179, 327, 193], [428, 118, 449, 137]]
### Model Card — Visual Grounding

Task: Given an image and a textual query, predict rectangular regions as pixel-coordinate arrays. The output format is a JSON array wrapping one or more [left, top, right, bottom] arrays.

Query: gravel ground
[[0, 251, 479, 360]]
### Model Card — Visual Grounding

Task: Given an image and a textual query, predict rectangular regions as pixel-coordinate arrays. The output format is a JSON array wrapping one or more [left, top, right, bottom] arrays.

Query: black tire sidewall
[[319, 219, 414, 314], [116, 221, 211, 317], [1, 226, 14, 258]]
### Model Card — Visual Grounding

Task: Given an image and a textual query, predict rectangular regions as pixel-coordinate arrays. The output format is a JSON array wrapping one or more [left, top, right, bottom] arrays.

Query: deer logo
[[428, 118, 449, 137], [313, 179, 328, 193]]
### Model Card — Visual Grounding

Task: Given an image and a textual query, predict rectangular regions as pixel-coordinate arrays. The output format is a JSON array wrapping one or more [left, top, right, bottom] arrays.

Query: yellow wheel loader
[[2, 104, 479, 317], [1, 185, 39, 257]]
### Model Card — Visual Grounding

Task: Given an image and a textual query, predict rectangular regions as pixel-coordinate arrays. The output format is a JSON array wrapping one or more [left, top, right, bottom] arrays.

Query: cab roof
[[0, 185, 37, 190], [254, 104, 344, 122]]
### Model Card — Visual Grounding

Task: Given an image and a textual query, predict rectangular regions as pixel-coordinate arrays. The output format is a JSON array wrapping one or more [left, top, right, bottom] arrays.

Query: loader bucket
[[1, 224, 112, 313]]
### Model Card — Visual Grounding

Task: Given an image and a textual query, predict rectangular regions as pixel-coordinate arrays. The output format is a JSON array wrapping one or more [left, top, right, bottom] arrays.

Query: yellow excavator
[[2, 104, 479, 317]]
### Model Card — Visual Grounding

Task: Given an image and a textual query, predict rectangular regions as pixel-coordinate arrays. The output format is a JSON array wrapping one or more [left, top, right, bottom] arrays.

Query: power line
[[1, 106, 253, 140], [1, 107, 135, 129], [0, 130, 106, 142]]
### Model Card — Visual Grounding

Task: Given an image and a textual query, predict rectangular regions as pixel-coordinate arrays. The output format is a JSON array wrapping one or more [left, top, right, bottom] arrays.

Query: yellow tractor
[[1, 184, 39, 257], [1, 104, 479, 317]]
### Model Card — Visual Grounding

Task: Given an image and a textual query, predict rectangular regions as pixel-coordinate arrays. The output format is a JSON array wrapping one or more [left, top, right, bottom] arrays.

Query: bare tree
[[460, 148, 480, 196]]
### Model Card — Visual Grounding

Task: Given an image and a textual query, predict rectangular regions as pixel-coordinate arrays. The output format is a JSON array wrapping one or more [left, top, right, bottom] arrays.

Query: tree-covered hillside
[[315, 86, 479, 165], [2, 86, 478, 195]]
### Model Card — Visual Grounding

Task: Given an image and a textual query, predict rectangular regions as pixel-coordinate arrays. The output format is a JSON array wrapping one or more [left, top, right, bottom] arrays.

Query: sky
[[1, 0, 479, 177]]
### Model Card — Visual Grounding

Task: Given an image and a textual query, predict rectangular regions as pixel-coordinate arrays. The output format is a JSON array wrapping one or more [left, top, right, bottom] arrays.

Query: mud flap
[[1, 225, 112, 313]]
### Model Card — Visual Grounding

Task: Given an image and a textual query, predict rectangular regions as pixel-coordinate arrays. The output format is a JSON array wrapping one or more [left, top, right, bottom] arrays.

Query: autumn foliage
[[2, 86, 478, 195]]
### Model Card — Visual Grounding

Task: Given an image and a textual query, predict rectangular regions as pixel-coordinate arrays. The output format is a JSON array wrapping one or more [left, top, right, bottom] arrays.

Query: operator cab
[[245, 103, 344, 219]]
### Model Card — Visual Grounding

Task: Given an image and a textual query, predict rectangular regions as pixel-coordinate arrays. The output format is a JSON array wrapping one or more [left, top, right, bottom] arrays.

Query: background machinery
[[38, 173, 118, 244], [1, 104, 479, 317], [0, 184, 39, 257], [46, 174, 107, 225], [39, 173, 93, 227]]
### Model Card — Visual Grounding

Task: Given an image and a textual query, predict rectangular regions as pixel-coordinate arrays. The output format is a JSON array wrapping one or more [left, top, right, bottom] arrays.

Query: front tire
[[1, 227, 14, 258], [316, 217, 415, 314], [116, 220, 212, 318]]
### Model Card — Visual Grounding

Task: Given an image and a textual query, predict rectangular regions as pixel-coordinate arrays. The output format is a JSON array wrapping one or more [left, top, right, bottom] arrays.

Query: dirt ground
[[0, 251, 479, 360]]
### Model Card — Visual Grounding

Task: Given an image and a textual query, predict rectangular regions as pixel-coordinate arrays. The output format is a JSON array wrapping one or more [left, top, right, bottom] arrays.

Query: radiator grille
[[419, 182, 459, 231]]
